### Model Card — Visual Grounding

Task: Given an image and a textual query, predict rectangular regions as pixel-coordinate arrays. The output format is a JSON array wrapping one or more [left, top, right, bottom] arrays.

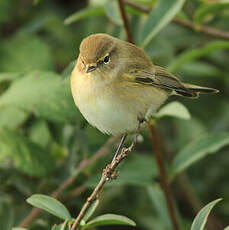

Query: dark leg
[[111, 134, 127, 163]]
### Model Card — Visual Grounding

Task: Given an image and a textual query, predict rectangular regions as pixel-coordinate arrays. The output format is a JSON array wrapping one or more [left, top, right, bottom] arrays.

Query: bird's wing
[[126, 65, 196, 97]]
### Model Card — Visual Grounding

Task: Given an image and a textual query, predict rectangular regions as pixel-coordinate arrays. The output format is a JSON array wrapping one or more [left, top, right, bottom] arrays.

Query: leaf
[[0, 106, 28, 129], [0, 200, 14, 230], [0, 34, 54, 72], [224, 226, 229, 230], [104, 1, 123, 25], [147, 185, 173, 230], [81, 199, 99, 223], [191, 198, 222, 230], [82, 214, 136, 229], [64, 7, 105, 25], [0, 71, 80, 123], [155, 101, 191, 120], [171, 132, 229, 175], [29, 119, 52, 148], [0, 128, 55, 176], [193, 1, 229, 27], [168, 41, 229, 72], [141, 0, 186, 47], [12, 228, 28, 230], [27, 194, 71, 220]]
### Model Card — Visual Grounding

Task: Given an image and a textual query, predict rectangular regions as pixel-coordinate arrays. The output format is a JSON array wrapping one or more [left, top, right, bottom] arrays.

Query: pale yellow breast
[[71, 68, 168, 135]]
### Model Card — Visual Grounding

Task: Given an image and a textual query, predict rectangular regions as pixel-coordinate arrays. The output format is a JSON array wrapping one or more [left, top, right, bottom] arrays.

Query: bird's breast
[[71, 70, 168, 135]]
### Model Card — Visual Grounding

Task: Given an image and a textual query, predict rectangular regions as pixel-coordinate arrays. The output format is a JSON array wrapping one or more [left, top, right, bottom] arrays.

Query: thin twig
[[118, 0, 133, 43], [19, 135, 119, 228], [70, 128, 141, 230], [125, 0, 229, 40], [148, 122, 180, 230]]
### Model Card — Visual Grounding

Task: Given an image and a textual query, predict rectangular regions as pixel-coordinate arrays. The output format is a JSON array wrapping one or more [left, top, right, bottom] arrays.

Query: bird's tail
[[174, 83, 219, 98]]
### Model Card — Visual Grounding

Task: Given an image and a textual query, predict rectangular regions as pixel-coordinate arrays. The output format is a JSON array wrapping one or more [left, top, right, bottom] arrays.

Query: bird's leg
[[111, 134, 128, 163], [105, 118, 145, 180], [103, 134, 127, 181]]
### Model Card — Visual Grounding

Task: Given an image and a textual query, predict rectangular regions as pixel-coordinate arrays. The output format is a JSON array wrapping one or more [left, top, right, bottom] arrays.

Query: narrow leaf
[[191, 198, 222, 230], [141, 0, 186, 47], [27, 194, 71, 220], [194, 1, 229, 27], [64, 7, 105, 25], [104, 1, 123, 25], [147, 185, 173, 230], [171, 133, 229, 175], [156, 101, 191, 120], [12, 228, 28, 230], [82, 214, 136, 229], [168, 41, 229, 72]]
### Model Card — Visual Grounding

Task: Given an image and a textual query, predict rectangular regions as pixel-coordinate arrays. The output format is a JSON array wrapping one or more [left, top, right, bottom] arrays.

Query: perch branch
[[70, 127, 141, 230], [19, 135, 119, 228]]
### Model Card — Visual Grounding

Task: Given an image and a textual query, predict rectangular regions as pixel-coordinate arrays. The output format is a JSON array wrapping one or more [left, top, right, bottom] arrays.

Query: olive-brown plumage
[[71, 33, 218, 135]]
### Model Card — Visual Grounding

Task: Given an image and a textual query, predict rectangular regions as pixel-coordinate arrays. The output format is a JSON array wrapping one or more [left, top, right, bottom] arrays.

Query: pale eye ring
[[103, 55, 110, 64]]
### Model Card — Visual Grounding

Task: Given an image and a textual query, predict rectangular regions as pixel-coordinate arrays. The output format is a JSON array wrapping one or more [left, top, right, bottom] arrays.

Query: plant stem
[[19, 135, 120, 228], [70, 129, 141, 230], [148, 122, 180, 230], [117, 1, 181, 229], [118, 0, 133, 43]]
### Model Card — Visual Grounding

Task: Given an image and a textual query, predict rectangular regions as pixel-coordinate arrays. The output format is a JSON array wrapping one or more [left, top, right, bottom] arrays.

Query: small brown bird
[[71, 33, 218, 135]]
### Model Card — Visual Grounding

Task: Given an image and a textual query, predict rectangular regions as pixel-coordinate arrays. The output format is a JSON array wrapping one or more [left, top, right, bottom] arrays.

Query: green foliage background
[[0, 0, 229, 229]]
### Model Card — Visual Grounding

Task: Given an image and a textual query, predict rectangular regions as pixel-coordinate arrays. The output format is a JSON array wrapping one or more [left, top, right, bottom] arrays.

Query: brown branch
[[70, 130, 140, 230], [19, 135, 120, 228], [118, 2, 181, 229], [148, 122, 180, 230], [125, 0, 229, 40], [117, 0, 133, 43]]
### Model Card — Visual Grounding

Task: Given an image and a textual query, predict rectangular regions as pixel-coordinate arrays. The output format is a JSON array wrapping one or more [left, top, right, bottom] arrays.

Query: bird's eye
[[103, 55, 110, 64]]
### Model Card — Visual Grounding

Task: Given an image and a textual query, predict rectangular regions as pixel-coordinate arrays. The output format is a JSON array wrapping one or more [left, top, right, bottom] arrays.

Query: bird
[[71, 33, 218, 135]]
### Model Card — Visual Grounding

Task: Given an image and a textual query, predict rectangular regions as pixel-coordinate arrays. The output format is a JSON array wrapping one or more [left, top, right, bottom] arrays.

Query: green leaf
[[155, 101, 191, 120], [82, 214, 136, 229], [168, 41, 229, 72], [82, 199, 99, 223], [104, 1, 123, 25], [0, 71, 80, 123], [12, 228, 28, 230], [147, 185, 173, 230], [64, 7, 105, 25], [171, 132, 229, 175], [29, 119, 52, 148], [0, 128, 55, 176], [193, 1, 229, 27], [27, 194, 71, 220], [191, 198, 222, 230], [0, 106, 28, 129], [141, 0, 186, 47], [224, 226, 229, 230], [0, 34, 54, 72], [0, 200, 14, 230]]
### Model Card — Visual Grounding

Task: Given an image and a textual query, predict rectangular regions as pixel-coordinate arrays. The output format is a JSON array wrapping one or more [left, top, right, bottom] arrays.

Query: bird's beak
[[86, 65, 97, 73]]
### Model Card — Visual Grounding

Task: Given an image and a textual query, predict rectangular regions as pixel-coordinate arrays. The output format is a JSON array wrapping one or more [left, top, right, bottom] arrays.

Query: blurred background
[[0, 0, 229, 229]]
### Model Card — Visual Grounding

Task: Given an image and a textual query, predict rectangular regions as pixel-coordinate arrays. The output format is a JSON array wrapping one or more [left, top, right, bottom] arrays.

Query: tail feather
[[174, 83, 219, 98]]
